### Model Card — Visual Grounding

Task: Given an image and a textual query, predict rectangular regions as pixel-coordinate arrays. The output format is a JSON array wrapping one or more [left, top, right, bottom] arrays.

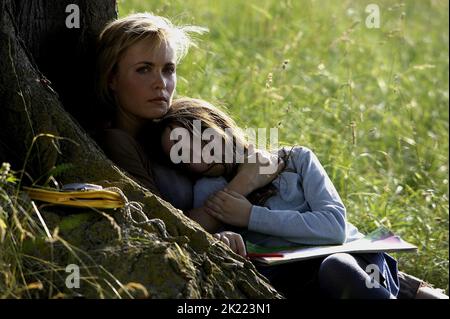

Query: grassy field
[[119, 0, 449, 292]]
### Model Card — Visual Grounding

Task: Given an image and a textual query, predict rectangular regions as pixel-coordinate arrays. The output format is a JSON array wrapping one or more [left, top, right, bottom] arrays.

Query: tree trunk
[[0, 0, 282, 298], [10, 0, 116, 131]]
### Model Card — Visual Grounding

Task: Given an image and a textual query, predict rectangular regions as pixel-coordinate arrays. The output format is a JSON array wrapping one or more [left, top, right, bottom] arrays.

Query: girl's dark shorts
[[254, 252, 401, 298]]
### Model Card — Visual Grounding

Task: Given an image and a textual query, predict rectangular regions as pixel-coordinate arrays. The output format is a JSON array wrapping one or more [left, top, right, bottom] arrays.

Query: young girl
[[152, 97, 401, 299]]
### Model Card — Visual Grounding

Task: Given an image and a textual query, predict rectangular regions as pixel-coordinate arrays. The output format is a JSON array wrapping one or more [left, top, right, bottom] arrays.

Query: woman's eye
[[164, 66, 175, 74], [137, 66, 150, 74]]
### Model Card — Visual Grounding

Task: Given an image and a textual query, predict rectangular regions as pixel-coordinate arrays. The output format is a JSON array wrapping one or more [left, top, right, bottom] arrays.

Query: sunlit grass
[[119, 0, 449, 292], [0, 161, 143, 298]]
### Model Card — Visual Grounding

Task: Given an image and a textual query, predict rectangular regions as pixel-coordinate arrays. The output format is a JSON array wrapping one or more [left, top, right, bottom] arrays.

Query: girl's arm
[[188, 149, 284, 232], [227, 148, 285, 196], [248, 147, 347, 244], [205, 147, 348, 245]]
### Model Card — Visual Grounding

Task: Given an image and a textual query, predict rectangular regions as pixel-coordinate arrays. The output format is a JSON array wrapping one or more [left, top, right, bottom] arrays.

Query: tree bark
[[0, 0, 282, 298], [10, 0, 117, 131]]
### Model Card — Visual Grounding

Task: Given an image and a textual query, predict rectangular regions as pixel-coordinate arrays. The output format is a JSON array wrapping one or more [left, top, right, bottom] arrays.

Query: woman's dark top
[[97, 128, 193, 211]]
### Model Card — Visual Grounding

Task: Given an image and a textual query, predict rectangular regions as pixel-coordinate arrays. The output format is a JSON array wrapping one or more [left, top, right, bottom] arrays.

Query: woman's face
[[110, 38, 176, 125], [161, 126, 226, 177]]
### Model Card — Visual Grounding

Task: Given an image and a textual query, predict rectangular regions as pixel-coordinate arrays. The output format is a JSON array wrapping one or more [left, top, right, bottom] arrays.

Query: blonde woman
[[94, 13, 283, 256]]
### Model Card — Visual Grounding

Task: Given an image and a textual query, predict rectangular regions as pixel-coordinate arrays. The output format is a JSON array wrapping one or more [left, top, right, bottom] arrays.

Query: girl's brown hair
[[155, 97, 287, 206], [158, 97, 247, 178]]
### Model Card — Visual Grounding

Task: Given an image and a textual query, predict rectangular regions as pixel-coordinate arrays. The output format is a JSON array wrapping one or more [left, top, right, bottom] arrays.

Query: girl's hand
[[213, 231, 247, 257], [205, 189, 252, 227], [227, 146, 285, 196]]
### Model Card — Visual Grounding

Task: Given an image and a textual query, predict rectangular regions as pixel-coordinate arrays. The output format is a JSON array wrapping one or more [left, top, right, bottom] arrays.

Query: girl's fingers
[[233, 235, 247, 257], [209, 193, 224, 203], [205, 206, 218, 216], [209, 195, 235, 215], [214, 232, 246, 257], [233, 234, 247, 257], [205, 199, 223, 213], [216, 190, 236, 202], [208, 195, 224, 208], [214, 191, 229, 201], [228, 236, 237, 252], [205, 207, 223, 221], [223, 189, 243, 199], [220, 235, 230, 247]]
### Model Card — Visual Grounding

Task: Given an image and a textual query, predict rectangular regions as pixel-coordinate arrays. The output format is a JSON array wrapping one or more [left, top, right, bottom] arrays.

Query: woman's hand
[[188, 207, 224, 233], [227, 146, 285, 196], [213, 231, 247, 257], [205, 189, 252, 227]]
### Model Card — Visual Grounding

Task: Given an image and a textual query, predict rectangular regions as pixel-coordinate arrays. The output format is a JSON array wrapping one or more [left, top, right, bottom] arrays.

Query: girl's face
[[161, 126, 226, 177], [110, 38, 176, 126]]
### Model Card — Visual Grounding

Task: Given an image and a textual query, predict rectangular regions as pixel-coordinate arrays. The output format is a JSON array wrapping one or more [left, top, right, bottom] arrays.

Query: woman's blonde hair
[[96, 13, 207, 107]]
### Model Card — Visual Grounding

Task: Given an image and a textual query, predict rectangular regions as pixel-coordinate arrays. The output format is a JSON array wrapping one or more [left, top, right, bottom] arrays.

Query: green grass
[[119, 0, 449, 292], [0, 163, 140, 298]]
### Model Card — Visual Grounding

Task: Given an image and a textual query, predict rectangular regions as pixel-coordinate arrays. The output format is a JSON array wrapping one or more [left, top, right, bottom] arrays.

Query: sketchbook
[[246, 227, 417, 266]]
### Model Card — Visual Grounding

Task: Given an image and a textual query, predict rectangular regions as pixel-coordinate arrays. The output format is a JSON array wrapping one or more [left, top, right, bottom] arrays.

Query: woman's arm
[[189, 177, 229, 233], [99, 128, 194, 211], [97, 129, 160, 194], [188, 206, 223, 233]]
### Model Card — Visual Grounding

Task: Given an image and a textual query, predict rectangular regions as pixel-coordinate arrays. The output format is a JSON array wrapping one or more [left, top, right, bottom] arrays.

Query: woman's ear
[[108, 73, 117, 92]]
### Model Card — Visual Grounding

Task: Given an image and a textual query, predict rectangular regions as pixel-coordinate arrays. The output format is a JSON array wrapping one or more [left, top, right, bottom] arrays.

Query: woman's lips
[[148, 97, 168, 104]]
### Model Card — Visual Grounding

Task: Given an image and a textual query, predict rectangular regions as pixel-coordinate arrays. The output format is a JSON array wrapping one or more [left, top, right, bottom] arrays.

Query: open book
[[246, 227, 417, 266]]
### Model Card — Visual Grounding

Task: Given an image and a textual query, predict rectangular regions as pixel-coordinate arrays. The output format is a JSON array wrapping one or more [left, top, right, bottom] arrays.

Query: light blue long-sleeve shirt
[[194, 146, 364, 247]]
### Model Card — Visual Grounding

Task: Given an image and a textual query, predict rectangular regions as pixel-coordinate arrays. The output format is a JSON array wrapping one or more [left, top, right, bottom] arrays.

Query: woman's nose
[[152, 71, 167, 90]]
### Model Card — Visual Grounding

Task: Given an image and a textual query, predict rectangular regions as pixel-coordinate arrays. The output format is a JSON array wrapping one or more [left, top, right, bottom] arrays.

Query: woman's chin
[[145, 104, 169, 119], [203, 164, 226, 177]]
